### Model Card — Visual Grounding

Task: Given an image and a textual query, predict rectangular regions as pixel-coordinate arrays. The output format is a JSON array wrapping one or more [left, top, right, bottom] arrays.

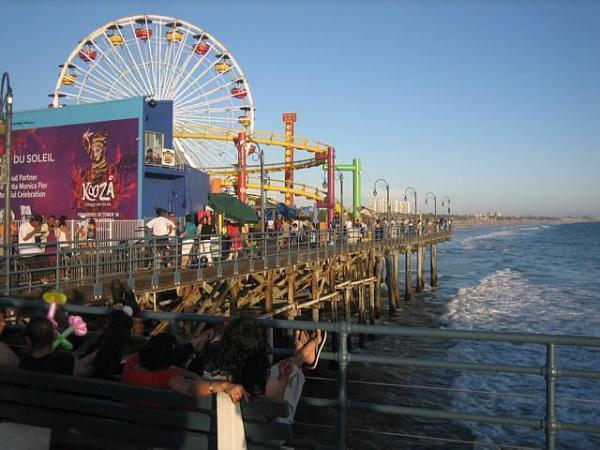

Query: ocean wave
[[442, 269, 600, 448], [460, 229, 517, 250]]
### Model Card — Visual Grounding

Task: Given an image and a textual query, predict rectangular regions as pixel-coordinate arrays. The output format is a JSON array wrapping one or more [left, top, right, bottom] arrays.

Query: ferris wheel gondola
[[51, 14, 255, 168]]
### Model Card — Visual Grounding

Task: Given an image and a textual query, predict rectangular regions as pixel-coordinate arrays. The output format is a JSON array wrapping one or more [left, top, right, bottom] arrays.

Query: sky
[[1, 0, 599, 216]]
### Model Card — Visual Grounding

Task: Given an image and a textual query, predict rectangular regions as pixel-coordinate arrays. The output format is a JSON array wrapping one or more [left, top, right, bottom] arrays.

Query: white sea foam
[[442, 269, 600, 448], [460, 229, 517, 250]]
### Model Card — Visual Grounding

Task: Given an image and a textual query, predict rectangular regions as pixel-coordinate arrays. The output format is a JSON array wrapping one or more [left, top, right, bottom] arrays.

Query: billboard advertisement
[[0, 118, 139, 220]]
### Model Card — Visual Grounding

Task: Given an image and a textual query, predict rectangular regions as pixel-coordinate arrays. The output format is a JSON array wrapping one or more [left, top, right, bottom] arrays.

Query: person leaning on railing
[[18, 215, 51, 285], [197, 215, 216, 267], [179, 215, 197, 269]]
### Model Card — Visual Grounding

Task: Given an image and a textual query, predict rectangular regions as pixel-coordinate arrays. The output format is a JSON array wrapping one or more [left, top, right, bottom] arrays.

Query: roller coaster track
[[222, 176, 326, 202], [173, 125, 330, 154], [203, 157, 325, 175], [175, 125, 339, 208], [222, 176, 344, 212]]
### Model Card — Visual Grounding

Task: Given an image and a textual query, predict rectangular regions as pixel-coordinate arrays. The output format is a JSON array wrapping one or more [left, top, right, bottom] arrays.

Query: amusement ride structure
[[50, 14, 362, 221]]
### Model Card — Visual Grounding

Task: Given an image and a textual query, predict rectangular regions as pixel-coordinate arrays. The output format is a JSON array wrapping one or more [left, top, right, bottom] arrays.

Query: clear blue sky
[[1, 0, 599, 216]]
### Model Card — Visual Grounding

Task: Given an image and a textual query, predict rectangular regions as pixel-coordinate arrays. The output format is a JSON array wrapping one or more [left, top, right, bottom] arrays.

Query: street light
[[404, 186, 417, 217], [247, 141, 266, 234], [441, 196, 451, 215], [1, 72, 13, 247], [373, 178, 390, 219], [424, 192, 437, 217], [336, 172, 344, 226]]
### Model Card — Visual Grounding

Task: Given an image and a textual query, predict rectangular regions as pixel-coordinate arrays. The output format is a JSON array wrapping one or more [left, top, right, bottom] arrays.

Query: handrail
[[0, 300, 597, 450], [0, 223, 452, 297]]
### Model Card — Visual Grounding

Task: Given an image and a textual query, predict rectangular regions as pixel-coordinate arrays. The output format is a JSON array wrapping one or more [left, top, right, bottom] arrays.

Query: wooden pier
[[2, 228, 452, 333]]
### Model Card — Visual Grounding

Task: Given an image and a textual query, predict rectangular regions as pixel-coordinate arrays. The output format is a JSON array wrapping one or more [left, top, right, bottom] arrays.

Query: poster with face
[[0, 118, 138, 220]]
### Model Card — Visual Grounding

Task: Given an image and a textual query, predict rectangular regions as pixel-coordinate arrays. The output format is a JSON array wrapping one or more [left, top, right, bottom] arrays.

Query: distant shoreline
[[451, 217, 599, 229]]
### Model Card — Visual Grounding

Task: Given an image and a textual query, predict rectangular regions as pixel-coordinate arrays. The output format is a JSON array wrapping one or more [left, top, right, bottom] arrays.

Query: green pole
[[332, 158, 361, 219]]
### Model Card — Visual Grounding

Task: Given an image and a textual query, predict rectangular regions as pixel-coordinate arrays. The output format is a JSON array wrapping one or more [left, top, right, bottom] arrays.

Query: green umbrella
[[208, 192, 259, 223]]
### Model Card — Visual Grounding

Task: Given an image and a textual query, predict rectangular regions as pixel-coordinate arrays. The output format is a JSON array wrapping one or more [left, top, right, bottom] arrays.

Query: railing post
[[217, 235, 223, 278], [287, 231, 292, 265], [336, 320, 349, 450], [55, 245, 61, 290], [151, 237, 158, 288], [545, 342, 558, 450], [174, 236, 180, 285], [127, 240, 135, 290], [249, 233, 254, 272], [93, 245, 101, 298]]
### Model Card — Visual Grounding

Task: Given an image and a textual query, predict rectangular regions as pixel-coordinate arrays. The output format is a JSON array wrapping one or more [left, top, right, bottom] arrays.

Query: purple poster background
[[0, 118, 138, 220]]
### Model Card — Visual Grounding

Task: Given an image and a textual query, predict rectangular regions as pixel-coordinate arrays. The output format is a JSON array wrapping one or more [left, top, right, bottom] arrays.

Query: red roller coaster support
[[235, 131, 248, 202], [282, 112, 297, 206]]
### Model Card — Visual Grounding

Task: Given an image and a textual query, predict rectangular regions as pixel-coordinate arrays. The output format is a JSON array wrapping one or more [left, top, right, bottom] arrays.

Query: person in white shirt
[[146, 209, 175, 238], [18, 215, 50, 284], [146, 209, 175, 265]]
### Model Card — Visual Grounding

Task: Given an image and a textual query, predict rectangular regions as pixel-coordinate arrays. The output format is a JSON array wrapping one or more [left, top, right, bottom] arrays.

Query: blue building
[[9, 97, 209, 220]]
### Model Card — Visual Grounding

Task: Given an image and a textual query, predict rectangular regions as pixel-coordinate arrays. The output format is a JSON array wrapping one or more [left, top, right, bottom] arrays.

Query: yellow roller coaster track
[[203, 158, 325, 176], [222, 176, 343, 212], [173, 125, 330, 154], [222, 176, 325, 202]]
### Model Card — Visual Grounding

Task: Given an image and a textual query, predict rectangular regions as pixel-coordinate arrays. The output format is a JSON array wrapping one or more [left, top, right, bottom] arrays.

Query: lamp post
[[373, 178, 390, 219], [336, 172, 344, 226], [248, 141, 266, 234], [425, 192, 437, 217], [441, 196, 451, 216], [404, 186, 417, 217], [1, 72, 13, 247]]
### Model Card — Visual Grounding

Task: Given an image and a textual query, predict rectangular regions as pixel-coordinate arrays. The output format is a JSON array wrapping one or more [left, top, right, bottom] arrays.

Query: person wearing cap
[[18, 215, 50, 284]]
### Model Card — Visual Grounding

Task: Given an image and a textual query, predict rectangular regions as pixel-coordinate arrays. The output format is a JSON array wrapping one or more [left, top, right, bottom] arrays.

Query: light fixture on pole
[[247, 140, 265, 234], [404, 186, 417, 217], [441, 196, 451, 216], [373, 178, 390, 220], [425, 192, 437, 217]]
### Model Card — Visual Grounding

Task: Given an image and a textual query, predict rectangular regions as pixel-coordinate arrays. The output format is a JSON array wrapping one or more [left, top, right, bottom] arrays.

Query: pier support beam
[[430, 244, 438, 287], [358, 285, 367, 349], [385, 253, 398, 316], [265, 270, 275, 353], [416, 246, 425, 292], [374, 256, 383, 318], [404, 250, 412, 300]]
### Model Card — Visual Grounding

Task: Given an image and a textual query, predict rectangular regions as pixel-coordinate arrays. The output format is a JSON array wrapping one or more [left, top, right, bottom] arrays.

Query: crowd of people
[[0, 281, 327, 422], [2, 207, 452, 286], [9, 214, 98, 284]]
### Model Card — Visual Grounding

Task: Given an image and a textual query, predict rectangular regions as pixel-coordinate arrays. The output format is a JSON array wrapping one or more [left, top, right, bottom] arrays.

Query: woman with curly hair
[[180, 317, 326, 423]]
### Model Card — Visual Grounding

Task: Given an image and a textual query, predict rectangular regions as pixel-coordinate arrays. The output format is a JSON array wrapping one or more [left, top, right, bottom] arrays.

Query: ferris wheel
[[51, 14, 255, 168]]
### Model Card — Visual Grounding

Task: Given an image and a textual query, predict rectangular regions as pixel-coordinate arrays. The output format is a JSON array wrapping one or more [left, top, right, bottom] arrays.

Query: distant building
[[371, 199, 410, 214]]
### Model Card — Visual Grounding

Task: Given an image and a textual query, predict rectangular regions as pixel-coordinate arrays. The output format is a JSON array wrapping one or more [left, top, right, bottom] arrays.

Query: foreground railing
[[0, 225, 452, 296], [1, 297, 598, 450]]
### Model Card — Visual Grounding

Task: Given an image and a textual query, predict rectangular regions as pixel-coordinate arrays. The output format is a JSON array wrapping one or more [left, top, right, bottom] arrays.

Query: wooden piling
[[358, 285, 367, 349], [228, 277, 239, 317], [416, 245, 425, 292], [374, 256, 383, 318], [404, 249, 412, 300], [430, 244, 438, 287], [264, 270, 275, 353], [385, 253, 397, 315]]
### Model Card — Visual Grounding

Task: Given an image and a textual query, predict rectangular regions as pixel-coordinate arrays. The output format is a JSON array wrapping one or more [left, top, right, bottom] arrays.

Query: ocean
[[297, 221, 600, 449]]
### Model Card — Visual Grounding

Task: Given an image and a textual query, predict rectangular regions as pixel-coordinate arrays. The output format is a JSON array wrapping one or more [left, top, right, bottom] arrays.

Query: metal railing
[[0, 223, 452, 296], [0, 298, 598, 450]]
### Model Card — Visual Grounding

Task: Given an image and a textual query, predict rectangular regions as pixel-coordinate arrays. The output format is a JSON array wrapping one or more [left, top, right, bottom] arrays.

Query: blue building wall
[[12, 97, 210, 221]]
